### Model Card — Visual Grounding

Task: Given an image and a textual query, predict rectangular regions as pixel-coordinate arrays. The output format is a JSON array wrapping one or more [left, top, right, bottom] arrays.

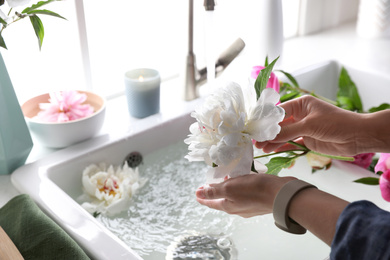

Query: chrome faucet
[[183, 0, 246, 101]]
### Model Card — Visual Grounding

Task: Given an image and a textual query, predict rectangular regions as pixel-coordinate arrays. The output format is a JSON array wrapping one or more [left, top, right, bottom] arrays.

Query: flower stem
[[253, 149, 304, 159], [308, 150, 355, 161], [287, 140, 308, 150], [284, 84, 338, 106], [287, 140, 355, 162]]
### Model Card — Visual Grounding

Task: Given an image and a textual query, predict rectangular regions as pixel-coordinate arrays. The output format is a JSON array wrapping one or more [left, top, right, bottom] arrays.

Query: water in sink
[[83, 141, 329, 259]]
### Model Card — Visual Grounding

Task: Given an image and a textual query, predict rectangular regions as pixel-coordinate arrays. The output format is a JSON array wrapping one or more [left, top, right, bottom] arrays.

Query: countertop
[[1, 22, 390, 208]]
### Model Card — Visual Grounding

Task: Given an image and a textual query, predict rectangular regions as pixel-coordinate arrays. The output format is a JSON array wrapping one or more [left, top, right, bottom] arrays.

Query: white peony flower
[[79, 163, 147, 216], [184, 81, 284, 181]]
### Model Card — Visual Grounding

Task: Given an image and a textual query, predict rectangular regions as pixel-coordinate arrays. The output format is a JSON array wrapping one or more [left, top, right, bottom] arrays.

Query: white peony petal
[[253, 160, 268, 174], [185, 81, 282, 180], [79, 163, 146, 216], [246, 88, 284, 142]]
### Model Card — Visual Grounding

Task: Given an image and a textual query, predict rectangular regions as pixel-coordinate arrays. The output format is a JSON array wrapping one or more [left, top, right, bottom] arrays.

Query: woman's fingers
[[196, 185, 232, 212], [196, 184, 221, 199]]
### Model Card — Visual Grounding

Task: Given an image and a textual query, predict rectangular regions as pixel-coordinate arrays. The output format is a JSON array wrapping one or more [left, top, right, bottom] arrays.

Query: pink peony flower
[[251, 66, 280, 93], [375, 153, 390, 174], [380, 170, 390, 202], [349, 153, 375, 169], [37, 90, 94, 123], [374, 154, 390, 202]]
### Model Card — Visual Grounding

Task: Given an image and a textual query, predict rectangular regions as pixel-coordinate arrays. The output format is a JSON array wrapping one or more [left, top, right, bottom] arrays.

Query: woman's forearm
[[288, 188, 349, 246], [358, 109, 390, 154]]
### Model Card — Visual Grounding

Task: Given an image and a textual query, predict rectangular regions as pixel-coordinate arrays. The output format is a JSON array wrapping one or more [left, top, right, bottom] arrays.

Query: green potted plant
[[0, 0, 65, 174]]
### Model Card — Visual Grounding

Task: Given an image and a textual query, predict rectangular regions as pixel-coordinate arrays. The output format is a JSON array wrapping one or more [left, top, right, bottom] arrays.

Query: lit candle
[[124, 68, 160, 118]]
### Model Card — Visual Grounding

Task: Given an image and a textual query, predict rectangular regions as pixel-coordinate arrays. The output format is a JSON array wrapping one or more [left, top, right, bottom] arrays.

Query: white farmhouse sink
[[11, 60, 390, 259]]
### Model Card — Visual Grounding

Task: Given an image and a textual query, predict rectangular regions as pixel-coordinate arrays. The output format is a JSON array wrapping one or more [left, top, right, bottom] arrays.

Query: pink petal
[[375, 153, 390, 173], [37, 91, 94, 123], [380, 170, 390, 202], [349, 153, 375, 169]]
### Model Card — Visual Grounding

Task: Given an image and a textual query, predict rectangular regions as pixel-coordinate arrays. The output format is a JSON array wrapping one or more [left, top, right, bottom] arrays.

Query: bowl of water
[[21, 90, 106, 148]]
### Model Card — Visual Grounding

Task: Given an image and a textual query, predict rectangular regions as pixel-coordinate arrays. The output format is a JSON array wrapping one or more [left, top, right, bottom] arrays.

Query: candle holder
[[124, 68, 161, 118]]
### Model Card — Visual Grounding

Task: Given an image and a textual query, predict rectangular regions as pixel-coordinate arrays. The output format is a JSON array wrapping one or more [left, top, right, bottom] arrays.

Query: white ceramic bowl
[[21, 90, 106, 148]]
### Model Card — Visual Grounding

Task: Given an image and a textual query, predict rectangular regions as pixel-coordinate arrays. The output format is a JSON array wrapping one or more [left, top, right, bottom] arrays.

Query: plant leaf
[[264, 56, 269, 67], [25, 9, 66, 20], [0, 17, 6, 26], [277, 70, 300, 88], [251, 161, 258, 173], [368, 103, 390, 113], [254, 56, 279, 100], [336, 96, 355, 111], [265, 156, 295, 176], [353, 177, 379, 185], [0, 32, 7, 49], [337, 67, 363, 112], [29, 15, 44, 50], [367, 157, 379, 173], [22, 0, 60, 13], [280, 91, 301, 103]]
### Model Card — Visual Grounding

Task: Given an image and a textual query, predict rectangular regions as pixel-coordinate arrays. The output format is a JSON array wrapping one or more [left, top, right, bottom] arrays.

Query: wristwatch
[[273, 179, 317, 234]]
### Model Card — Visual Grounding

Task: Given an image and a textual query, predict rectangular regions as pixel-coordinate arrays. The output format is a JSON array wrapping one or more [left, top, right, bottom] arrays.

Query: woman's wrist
[[287, 186, 349, 245], [358, 110, 390, 153]]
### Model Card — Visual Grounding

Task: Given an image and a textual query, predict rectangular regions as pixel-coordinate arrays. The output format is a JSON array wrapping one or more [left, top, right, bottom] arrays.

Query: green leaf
[[264, 56, 269, 67], [22, 0, 60, 13], [25, 9, 66, 20], [367, 157, 379, 173], [254, 56, 279, 100], [368, 103, 390, 113], [277, 70, 300, 88], [29, 15, 44, 50], [92, 211, 101, 218], [251, 161, 258, 173], [337, 96, 355, 111], [0, 32, 7, 49], [280, 91, 301, 103], [265, 156, 296, 176], [337, 67, 363, 112], [353, 177, 379, 185], [0, 17, 7, 26]]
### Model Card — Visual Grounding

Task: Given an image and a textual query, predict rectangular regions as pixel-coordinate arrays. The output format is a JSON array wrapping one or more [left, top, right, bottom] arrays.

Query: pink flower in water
[[251, 66, 280, 93], [375, 153, 390, 202], [37, 90, 94, 122], [349, 153, 375, 169]]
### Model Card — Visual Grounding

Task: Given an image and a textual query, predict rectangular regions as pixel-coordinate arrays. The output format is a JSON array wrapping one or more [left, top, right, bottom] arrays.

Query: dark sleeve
[[330, 200, 390, 260]]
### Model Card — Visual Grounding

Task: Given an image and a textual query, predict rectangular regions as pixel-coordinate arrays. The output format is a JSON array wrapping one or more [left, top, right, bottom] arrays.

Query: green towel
[[0, 194, 90, 260]]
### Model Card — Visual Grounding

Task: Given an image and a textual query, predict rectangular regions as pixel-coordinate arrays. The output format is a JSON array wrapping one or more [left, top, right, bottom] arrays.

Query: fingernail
[[196, 188, 206, 199]]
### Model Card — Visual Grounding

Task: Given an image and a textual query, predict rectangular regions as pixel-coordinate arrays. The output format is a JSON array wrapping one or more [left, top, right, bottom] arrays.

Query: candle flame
[[138, 75, 144, 82]]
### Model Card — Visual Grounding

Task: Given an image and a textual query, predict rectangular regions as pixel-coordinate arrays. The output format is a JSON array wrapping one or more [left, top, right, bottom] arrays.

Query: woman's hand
[[256, 95, 365, 156], [196, 173, 349, 246], [196, 174, 295, 218]]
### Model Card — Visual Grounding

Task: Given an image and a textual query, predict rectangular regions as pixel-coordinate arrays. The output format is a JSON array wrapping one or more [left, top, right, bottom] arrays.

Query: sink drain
[[124, 151, 143, 168], [166, 232, 236, 260]]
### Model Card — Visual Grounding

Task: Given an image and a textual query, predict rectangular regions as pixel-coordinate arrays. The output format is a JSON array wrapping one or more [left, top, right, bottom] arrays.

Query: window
[[1, 1, 84, 103], [2, 0, 302, 103]]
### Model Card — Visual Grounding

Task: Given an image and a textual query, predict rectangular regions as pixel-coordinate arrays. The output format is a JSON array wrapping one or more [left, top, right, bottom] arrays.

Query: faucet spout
[[183, 0, 245, 101]]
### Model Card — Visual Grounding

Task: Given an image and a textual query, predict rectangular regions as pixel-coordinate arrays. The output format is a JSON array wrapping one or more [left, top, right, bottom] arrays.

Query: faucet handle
[[215, 38, 245, 73], [204, 0, 216, 11], [198, 37, 246, 83]]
